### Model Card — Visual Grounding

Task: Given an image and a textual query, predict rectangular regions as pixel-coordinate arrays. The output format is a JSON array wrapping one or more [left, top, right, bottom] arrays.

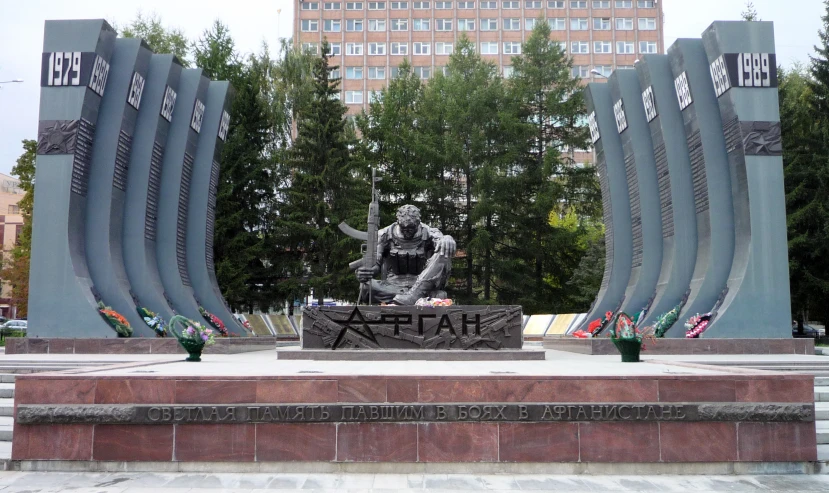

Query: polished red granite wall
[[12, 372, 817, 463], [542, 338, 815, 355]]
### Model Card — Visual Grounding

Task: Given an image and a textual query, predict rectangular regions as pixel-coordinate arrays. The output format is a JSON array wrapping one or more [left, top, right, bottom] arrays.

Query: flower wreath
[[98, 302, 133, 337], [684, 313, 712, 338], [198, 306, 228, 337], [137, 307, 168, 337]]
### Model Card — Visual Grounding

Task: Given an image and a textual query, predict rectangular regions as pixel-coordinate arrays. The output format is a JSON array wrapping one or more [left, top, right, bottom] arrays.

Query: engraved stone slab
[[302, 305, 523, 350], [16, 402, 814, 425]]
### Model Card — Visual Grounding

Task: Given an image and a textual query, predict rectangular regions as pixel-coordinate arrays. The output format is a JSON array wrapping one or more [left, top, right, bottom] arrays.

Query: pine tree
[[741, 2, 761, 21], [281, 41, 368, 305]]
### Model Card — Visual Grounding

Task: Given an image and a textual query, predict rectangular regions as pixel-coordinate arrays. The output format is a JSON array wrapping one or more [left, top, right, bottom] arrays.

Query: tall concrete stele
[[580, 21, 790, 338], [29, 20, 244, 337]]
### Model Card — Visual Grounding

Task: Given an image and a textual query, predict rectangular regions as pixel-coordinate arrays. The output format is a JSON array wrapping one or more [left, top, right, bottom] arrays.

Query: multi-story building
[[295, 0, 664, 111], [0, 173, 24, 319]]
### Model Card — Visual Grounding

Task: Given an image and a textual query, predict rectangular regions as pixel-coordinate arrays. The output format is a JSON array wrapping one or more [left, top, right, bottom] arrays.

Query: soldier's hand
[[356, 267, 375, 282], [437, 236, 457, 258]]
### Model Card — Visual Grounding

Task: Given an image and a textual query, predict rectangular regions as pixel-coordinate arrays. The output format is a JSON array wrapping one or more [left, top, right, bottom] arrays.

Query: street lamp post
[[590, 69, 608, 79]]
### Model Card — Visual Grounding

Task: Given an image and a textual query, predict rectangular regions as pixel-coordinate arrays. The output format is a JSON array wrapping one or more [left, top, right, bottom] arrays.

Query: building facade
[[0, 173, 24, 319], [295, 0, 665, 115]]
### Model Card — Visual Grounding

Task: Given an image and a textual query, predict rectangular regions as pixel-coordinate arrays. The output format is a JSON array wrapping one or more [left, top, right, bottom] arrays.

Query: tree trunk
[[484, 214, 492, 301]]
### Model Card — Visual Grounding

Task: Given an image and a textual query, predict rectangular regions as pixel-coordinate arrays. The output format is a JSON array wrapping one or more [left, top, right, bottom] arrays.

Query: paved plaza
[[0, 471, 828, 492]]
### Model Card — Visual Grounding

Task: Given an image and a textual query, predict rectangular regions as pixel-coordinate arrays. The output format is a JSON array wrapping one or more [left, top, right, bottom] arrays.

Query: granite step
[[818, 421, 829, 445], [0, 384, 14, 399], [816, 387, 829, 402], [816, 377, 829, 387], [0, 416, 12, 441], [0, 398, 12, 418], [0, 374, 15, 384], [819, 444, 829, 461], [817, 403, 829, 421]]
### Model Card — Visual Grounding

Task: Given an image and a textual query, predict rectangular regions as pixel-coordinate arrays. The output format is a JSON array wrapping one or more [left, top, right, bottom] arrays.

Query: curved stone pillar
[[668, 39, 736, 323], [578, 83, 633, 328], [84, 38, 154, 336], [635, 55, 698, 333], [187, 81, 244, 334], [155, 69, 209, 321], [700, 22, 791, 336], [122, 55, 182, 322], [608, 70, 663, 318], [28, 20, 117, 337]]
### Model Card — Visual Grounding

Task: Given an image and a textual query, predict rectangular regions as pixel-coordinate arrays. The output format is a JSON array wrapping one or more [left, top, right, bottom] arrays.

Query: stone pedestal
[[301, 305, 523, 350]]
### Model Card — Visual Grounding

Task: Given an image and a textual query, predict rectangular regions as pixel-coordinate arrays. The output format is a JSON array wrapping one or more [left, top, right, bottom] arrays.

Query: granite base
[[276, 350, 546, 361], [543, 338, 815, 355], [4, 337, 282, 355]]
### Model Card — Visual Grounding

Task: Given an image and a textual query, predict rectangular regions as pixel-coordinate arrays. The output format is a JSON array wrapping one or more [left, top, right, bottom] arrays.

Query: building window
[[436, 42, 454, 54], [481, 19, 498, 30], [547, 0, 564, 7], [525, 0, 541, 7], [503, 18, 520, 30], [571, 41, 589, 54], [503, 66, 514, 77], [639, 41, 657, 53], [615, 0, 631, 6], [8, 205, 19, 214], [346, 19, 364, 31], [435, 0, 452, 7], [324, 2, 341, 9], [346, 1, 364, 8], [329, 42, 342, 55], [368, 1, 386, 8], [369, 42, 387, 55], [503, 1, 519, 8], [458, 1, 475, 7], [368, 66, 386, 79], [324, 19, 342, 32], [593, 18, 610, 30], [616, 18, 633, 30], [638, 0, 655, 7], [413, 18, 430, 30], [572, 65, 589, 78], [570, 0, 587, 8], [302, 42, 319, 54], [504, 42, 522, 54], [369, 19, 387, 31], [458, 18, 475, 31], [480, 0, 497, 7], [594, 41, 611, 53], [346, 42, 364, 55], [436, 19, 453, 31], [525, 18, 537, 30], [330, 68, 341, 79], [391, 18, 409, 30], [594, 65, 612, 77], [480, 41, 498, 54], [616, 41, 634, 54], [639, 18, 657, 30], [413, 66, 431, 79], [346, 91, 363, 104], [570, 18, 588, 30], [346, 66, 364, 79], [617, 65, 634, 70], [592, 0, 609, 6], [391, 1, 408, 7], [301, 20, 318, 32], [391, 42, 408, 54], [554, 41, 566, 52], [548, 18, 566, 30], [414, 1, 430, 7], [390, 67, 402, 78], [413, 42, 431, 55], [369, 90, 382, 103], [302, 1, 319, 9]]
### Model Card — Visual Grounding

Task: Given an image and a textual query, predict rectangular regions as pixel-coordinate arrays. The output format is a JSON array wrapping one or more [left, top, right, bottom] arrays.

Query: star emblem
[[330, 306, 379, 349]]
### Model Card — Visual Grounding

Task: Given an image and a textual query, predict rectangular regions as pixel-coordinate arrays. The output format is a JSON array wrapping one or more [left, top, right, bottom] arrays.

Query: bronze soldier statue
[[354, 205, 456, 305]]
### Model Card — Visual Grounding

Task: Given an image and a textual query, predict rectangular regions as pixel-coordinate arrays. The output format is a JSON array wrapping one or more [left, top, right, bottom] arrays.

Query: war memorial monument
[[7, 19, 818, 472]]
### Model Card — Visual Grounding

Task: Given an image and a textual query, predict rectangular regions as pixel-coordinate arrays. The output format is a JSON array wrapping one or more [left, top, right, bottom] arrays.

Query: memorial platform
[[543, 337, 815, 355], [4, 337, 282, 355], [8, 350, 817, 472]]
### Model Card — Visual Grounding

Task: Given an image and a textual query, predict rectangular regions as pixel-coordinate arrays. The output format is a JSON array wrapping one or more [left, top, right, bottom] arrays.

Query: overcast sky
[[0, 0, 824, 176]]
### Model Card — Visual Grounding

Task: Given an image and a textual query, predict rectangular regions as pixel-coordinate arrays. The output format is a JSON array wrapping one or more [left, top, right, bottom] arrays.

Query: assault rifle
[[339, 168, 381, 304]]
